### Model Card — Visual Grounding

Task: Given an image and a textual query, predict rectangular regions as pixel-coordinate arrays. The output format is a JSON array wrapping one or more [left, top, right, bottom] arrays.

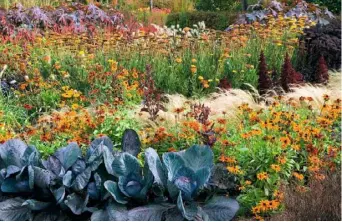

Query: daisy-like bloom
[[257, 172, 269, 181], [227, 165, 242, 175], [271, 164, 281, 172], [280, 136, 291, 148], [190, 65, 197, 74], [71, 103, 79, 110], [175, 57, 182, 63], [273, 190, 284, 201], [167, 147, 177, 152], [173, 107, 185, 114], [268, 200, 280, 210], [292, 172, 304, 181], [314, 173, 325, 181], [259, 200, 270, 211], [252, 206, 261, 214], [61, 92, 73, 98], [277, 156, 287, 165], [217, 118, 227, 125], [254, 215, 264, 221], [245, 180, 252, 185]]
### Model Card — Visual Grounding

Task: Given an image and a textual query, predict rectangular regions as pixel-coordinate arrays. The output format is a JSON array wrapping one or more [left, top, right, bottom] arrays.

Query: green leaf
[[145, 148, 167, 187], [128, 204, 173, 221], [72, 167, 92, 191], [22, 199, 51, 211], [122, 129, 141, 157], [104, 180, 128, 204], [64, 193, 89, 215], [178, 145, 213, 171], [91, 209, 109, 221], [162, 152, 185, 181], [54, 143, 81, 170], [0, 198, 32, 221], [103, 145, 115, 176], [1, 178, 31, 193], [177, 192, 208, 220], [52, 186, 65, 204], [63, 171, 73, 187], [202, 196, 239, 221], [0, 139, 27, 167], [42, 156, 63, 177], [31, 166, 52, 189], [112, 153, 141, 177], [104, 202, 128, 220], [33, 210, 70, 221]]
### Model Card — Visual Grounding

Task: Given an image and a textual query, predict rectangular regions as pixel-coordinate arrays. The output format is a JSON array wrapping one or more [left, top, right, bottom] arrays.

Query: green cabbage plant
[[0, 129, 239, 221]]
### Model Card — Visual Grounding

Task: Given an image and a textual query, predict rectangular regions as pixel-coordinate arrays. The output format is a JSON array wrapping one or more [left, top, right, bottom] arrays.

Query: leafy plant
[[195, 0, 239, 11], [140, 65, 166, 121], [297, 18, 341, 81], [0, 130, 239, 221], [234, 0, 335, 25]]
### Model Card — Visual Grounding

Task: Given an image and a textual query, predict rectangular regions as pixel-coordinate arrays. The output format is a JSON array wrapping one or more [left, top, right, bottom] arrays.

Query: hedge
[[165, 11, 238, 30]]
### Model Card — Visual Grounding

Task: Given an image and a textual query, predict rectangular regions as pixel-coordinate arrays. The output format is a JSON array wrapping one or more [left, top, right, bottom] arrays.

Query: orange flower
[[257, 172, 268, 180], [217, 118, 227, 125], [173, 107, 185, 114], [168, 147, 177, 152], [190, 65, 197, 74], [227, 165, 242, 175], [280, 136, 291, 148], [292, 172, 304, 181], [277, 156, 287, 165]]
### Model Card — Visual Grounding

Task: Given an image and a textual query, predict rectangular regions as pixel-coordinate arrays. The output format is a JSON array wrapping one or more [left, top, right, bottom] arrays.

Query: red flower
[[23, 104, 33, 110]]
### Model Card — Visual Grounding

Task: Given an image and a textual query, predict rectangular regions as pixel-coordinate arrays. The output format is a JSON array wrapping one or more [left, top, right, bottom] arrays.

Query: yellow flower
[[175, 58, 182, 63], [61, 92, 73, 99], [271, 164, 281, 172], [73, 91, 81, 98], [191, 58, 197, 63], [198, 76, 204, 81], [62, 86, 70, 91], [71, 103, 79, 110]]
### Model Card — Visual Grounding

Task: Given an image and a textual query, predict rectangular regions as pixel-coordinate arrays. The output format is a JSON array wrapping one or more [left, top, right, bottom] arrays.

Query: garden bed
[[0, 1, 341, 221]]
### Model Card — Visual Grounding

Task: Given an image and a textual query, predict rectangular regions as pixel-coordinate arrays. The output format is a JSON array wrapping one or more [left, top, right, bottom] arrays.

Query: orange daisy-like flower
[[173, 107, 185, 114], [227, 165, 242, 175], [271, 164, 281, 172], [292, 172, 304, 181], [257, 172, 269, 180]]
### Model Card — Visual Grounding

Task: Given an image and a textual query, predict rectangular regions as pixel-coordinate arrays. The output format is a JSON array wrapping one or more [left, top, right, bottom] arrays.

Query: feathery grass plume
[[315, 56, 329, 84], [257, 51, 272, 95]]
